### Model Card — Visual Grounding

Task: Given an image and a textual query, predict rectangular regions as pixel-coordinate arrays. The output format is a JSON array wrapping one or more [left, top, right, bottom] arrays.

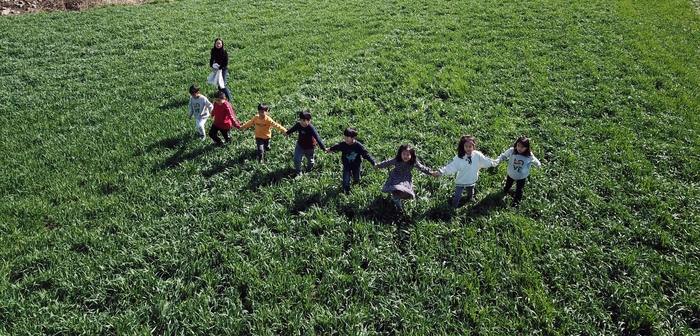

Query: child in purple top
[[376, 145, 435, 210]]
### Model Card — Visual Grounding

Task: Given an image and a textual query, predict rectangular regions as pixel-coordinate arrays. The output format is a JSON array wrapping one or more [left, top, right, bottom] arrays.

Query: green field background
[[1, 0, 699, 334]]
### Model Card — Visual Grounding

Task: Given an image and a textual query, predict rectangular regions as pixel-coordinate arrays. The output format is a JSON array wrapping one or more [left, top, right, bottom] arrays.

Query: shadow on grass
[[147, 133, 218, 173], [289, 187, 342, 216], [201, 148, 256, 179], [158, 99, 188, 111], [359, 195, 415, 256], [146, 134, 190, 151], [244, 166, 297, 191], [422, 191, 508, 222]]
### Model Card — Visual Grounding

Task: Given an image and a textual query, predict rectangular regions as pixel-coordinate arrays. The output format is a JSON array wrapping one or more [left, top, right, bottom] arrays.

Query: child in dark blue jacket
[[326, 127, 377, 194]]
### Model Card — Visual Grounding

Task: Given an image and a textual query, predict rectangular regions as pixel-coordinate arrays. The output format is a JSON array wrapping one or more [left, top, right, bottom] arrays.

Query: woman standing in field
[[210, 38, 232, 101]]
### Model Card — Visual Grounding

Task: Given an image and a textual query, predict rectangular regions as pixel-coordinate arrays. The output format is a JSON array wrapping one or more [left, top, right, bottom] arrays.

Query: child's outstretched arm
[[496, 148, 513, 164], [437, 157, 460, 177], [474, 152, 498, 169], [376, 158, 397, 170], [240, 118, 255, 130], [227, 104, 241, 129], [310, 126, 327, 151], [269, 117, 287, 134], [415, 162, 434, 176], [284, 123, 300, 137], [326, 142, 342, 153], [357, 144, 377, 167], [531, 155, 542, 170]]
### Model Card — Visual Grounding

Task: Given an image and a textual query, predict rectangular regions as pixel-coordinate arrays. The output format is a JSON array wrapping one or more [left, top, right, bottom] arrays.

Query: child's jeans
[[293, 144, 315, 174], [504, 176, 526, 203], [209, 125, 231, 146], [195, 117, 208, 137], [342, 165, 361, 192], [452, 184, 475, 208], [256, 137, 271, 162]]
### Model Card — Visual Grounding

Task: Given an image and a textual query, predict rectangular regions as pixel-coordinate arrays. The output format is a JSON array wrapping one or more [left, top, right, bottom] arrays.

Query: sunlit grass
[[0, 0, 698, 334]]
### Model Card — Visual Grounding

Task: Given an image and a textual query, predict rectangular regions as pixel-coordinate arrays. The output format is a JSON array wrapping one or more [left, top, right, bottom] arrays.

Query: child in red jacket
[[209, 90, 241, 147]]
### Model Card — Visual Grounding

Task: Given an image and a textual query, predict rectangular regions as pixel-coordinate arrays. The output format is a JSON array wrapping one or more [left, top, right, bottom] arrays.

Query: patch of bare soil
[[1, 0, 146, 15]]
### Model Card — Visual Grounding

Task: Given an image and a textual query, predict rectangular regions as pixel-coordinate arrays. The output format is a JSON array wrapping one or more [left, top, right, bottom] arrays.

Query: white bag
[[207, 63, 225, 88]]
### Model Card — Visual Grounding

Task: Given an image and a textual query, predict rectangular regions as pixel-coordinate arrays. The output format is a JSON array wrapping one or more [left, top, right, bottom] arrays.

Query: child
[[433, 134, 498, 207], [325, 127, 377, 194], [376, 145, 435, 210], [240, 103, 287, 163], [284, 110, 327, 176], [209, 90, 241, 147], [496, 136, 541, 207], [188, 85, 213, 141]]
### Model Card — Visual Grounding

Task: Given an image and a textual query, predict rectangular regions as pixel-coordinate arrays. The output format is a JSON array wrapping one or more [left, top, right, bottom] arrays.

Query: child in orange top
[[240, 103, 287, 163]]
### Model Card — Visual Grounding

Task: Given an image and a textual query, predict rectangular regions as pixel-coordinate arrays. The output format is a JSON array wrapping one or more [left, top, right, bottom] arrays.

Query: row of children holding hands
[[188, 86, 542, 208]]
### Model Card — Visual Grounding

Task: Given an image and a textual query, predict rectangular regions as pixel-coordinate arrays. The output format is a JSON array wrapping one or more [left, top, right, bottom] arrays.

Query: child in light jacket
[[433, 135, 498, 207], [188, 85, 214, 141], [496, 136, 541, 207]]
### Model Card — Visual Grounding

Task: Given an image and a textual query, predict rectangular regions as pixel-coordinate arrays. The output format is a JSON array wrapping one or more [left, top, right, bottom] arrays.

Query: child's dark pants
[[342, 165, 361, 192], [255, 138, 271, 162], [209, 125, 231, 146], [504, 176, 527, 203], [452, 185, 475, 208]]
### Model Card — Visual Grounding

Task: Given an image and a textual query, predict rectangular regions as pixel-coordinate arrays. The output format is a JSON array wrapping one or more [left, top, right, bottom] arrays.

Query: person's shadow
[[148, 134, 215, 173], [244, 167, 297, 191], [422, 191, 507, 222], [359, 195, 414, 256], [289, 187, 342, 216], [158, 99, 188, 111], [201, 148, 257, 179]]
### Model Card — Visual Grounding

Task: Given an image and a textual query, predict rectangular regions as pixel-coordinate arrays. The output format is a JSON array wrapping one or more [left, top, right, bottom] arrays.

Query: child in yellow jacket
[[240, 103, 287, 163]]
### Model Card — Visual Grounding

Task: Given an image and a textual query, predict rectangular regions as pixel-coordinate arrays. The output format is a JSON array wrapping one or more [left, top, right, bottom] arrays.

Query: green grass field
[[1, 0, 699, 334]]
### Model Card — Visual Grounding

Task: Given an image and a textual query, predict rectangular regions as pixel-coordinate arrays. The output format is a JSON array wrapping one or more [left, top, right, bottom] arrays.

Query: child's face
[[515, 142, 527, 154], [344, 136, 356, 145], [401, 150, 412, 162], [463, 142, 474, 155], [215, 40, 223, 49], [214, 98, 225, 105], [258, 109, 267, 118], [190, 92, 200, 99], [299, 118, 310, 127]]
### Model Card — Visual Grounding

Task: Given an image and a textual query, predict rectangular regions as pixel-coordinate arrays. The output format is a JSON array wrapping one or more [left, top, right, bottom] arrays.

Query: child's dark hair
[[457, 134, 476, 159], [214, 90, 226, 99], [299, 110, 312, 120], [513, 136, 532, 157], [395, 144, 417, 165], [189, 85, 200, 95], [344, 127, 358, 138], [258, 103, 269, 111]]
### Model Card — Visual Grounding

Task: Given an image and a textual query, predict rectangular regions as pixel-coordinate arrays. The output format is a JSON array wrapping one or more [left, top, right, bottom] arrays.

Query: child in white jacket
[[188, 85, 214, 140], [433, 135, 498, 207]]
